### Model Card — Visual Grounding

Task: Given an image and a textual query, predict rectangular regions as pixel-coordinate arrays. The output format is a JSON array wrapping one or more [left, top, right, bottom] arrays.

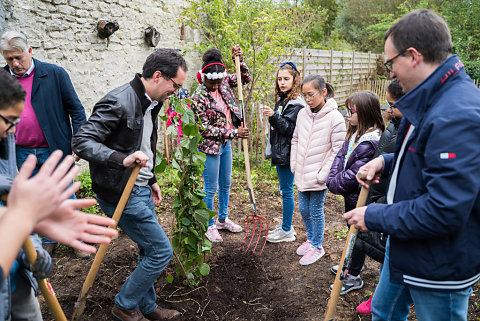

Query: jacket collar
[[130, 73, 152, 114], [394, 55, 464, 127]]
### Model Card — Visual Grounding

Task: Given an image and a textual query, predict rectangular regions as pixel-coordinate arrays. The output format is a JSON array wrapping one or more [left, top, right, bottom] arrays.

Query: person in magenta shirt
[[0, 30, 87, 257]]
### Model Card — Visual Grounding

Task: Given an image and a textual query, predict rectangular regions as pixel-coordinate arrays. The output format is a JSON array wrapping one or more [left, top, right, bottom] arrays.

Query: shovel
[[324, 173, 372, 321], [234, 54, 268, 255], [24, 237, 68, 321], [72, 164, 141, 320]]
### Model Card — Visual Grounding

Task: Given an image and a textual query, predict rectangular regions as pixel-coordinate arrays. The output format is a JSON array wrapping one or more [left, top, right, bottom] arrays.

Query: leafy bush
[[157, 95, 215, 287]]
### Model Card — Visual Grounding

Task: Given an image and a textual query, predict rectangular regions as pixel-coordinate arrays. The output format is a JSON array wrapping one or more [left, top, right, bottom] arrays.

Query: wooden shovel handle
[[324, 172, 371, 321], [72, 164, 141, 320]]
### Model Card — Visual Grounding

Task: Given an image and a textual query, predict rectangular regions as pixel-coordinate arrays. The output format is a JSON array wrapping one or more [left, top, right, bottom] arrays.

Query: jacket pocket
[[127, 117, 142, 130]]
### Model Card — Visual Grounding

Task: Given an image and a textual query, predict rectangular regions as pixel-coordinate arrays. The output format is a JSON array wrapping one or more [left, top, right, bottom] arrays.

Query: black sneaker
[[329, 273, 364, 295]]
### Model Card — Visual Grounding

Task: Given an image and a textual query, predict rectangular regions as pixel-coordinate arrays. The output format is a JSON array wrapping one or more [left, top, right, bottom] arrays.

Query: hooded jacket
[[365, 55, 480, 290], [327, 130, 380, 209], [290, 98, 346, 191], [268, 94, 306, 166]]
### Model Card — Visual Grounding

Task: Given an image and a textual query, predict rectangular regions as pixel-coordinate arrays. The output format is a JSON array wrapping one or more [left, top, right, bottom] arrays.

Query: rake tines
[[239, 190, 268, 255]]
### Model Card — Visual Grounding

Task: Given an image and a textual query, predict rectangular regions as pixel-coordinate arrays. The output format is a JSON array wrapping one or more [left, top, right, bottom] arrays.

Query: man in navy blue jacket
[[345, 9, 480, 321], [1, 30, 87, 257]]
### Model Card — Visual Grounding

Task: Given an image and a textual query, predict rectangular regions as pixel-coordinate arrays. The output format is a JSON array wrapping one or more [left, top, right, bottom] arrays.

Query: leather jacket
[[72, 74, 160, 204]]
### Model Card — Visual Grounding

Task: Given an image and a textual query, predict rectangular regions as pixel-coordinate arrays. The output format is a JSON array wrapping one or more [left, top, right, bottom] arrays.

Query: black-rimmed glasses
[[168, 77, 182, 91], [0, 114, 20, 131], [384, 50, 406, 72]]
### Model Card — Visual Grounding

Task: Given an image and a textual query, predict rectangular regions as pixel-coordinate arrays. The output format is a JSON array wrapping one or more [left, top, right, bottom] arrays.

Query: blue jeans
[[97, 185, 173, 313], [298, 189, 327, 249], [276, 165, 295, 232], [372, 237, 472, 321], [16, 147, 76, 244], [203, 141, 232, 226], [16, 147, 51, 177]]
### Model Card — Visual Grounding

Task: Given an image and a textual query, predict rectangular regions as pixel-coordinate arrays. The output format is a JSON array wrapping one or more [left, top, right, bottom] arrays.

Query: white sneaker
[[270, 223, 297, 235], [267, 227, 296, 243]]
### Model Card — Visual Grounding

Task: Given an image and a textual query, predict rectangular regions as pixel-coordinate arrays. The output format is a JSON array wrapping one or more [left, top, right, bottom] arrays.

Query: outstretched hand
[[33, 199, 118, 253], [7, 150, 80, 223]]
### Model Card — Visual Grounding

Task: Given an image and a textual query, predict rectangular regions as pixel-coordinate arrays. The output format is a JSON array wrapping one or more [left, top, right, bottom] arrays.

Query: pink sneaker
[[215, 218, 242, 232], [205, 225, 223, 242], [299, 246, 325, 265], [296, 240, 311, 256], [356, 296, 372, 314]]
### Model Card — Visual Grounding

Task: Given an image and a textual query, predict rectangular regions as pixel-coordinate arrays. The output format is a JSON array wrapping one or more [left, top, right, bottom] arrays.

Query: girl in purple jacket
[[327, 91, 384, 212], [326, 90, 384, 295]]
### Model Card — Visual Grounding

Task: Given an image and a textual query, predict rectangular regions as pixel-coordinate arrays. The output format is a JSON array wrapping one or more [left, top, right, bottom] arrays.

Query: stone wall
[[0, 0, 202, 114]]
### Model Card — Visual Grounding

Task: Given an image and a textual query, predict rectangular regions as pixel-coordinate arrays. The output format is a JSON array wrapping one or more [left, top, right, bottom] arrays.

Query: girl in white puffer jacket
[[290, 74, 346, 265]]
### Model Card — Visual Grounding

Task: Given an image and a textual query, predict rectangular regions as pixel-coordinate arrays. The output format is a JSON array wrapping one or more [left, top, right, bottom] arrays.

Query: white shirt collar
[[144, 93, 158, 112], [10, 59, 35, 78]]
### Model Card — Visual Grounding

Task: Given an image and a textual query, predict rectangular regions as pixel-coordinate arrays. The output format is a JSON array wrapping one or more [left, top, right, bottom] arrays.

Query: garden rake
[[234, 54, 268, 255], [72, 163, 141, 320], [324, 172, 373, 321]]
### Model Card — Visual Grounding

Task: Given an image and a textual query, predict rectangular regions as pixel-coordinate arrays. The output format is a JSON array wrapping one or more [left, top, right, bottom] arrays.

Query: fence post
[[302, 46, 306, 77], [329, 48, 333, 83], [350, 50, 355, 94], [367, 51, 371, 77]]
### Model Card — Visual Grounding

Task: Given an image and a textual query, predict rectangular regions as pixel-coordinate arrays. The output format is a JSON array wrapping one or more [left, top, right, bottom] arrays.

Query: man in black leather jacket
[[72, 49, 187, 321]]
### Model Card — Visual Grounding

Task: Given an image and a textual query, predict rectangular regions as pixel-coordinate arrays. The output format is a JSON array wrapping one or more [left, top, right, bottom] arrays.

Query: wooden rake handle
[[324, 173, 372, 321], [23, 238, 68, 321], [234, 55, 256, 206], [72, 164, 141, 320]]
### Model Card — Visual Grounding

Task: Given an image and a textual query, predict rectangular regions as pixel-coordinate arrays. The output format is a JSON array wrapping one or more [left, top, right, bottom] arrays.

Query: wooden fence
[[162, 49, 480, 167], [288, 48, 381, 105]]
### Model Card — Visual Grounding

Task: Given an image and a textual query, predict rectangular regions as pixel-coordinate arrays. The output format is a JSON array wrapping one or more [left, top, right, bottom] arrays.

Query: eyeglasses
[[0, 114, 20, 131], [302, 91, 320, 101], [168, 77, 182, 91], [386, 100, 396, 112], [346, 109, 357, 117], [384, 50, 406, 72]]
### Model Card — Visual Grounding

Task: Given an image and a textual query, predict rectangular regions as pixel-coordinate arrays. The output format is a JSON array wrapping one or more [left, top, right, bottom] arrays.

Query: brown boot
[[112, 306, 148, 321], [144, 307, 180, 320]]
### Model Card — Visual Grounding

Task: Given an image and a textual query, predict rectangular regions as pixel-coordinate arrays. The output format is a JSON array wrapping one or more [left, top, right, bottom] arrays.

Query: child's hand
[[237, 127, 249, 138], [262, 105, 274, 117]]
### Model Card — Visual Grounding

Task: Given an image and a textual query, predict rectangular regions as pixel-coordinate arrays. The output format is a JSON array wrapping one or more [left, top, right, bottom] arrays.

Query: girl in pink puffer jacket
[[290, 75, 346, 265]]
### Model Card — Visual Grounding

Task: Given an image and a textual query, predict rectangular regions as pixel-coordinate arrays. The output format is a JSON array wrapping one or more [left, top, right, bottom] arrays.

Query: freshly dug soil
[[41, 179, 479, 320]]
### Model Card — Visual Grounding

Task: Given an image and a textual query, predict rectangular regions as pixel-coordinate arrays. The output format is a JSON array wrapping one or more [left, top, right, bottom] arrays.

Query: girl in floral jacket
[[191, 46, 250, 243]]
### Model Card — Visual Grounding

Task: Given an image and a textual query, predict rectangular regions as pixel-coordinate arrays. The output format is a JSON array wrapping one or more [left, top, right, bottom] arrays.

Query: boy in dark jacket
[[347, 10, 480, 320]]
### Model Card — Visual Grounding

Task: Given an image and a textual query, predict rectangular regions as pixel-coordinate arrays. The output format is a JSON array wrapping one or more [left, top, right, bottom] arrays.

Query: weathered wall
[[0, 0, 202, 114]]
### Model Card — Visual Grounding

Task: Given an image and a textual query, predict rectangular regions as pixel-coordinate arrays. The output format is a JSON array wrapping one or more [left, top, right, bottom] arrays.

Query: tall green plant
[[182, 0, 320, 105], [156, 95, 215, 287]]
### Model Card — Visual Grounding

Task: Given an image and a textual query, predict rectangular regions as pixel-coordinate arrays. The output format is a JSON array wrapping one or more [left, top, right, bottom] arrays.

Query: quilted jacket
[[290, 98, 346, 191], [327, 130, 380, 209]]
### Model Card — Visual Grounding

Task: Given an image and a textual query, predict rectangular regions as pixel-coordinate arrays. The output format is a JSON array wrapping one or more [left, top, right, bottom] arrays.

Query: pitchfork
[[234, 52, 268, 255]]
